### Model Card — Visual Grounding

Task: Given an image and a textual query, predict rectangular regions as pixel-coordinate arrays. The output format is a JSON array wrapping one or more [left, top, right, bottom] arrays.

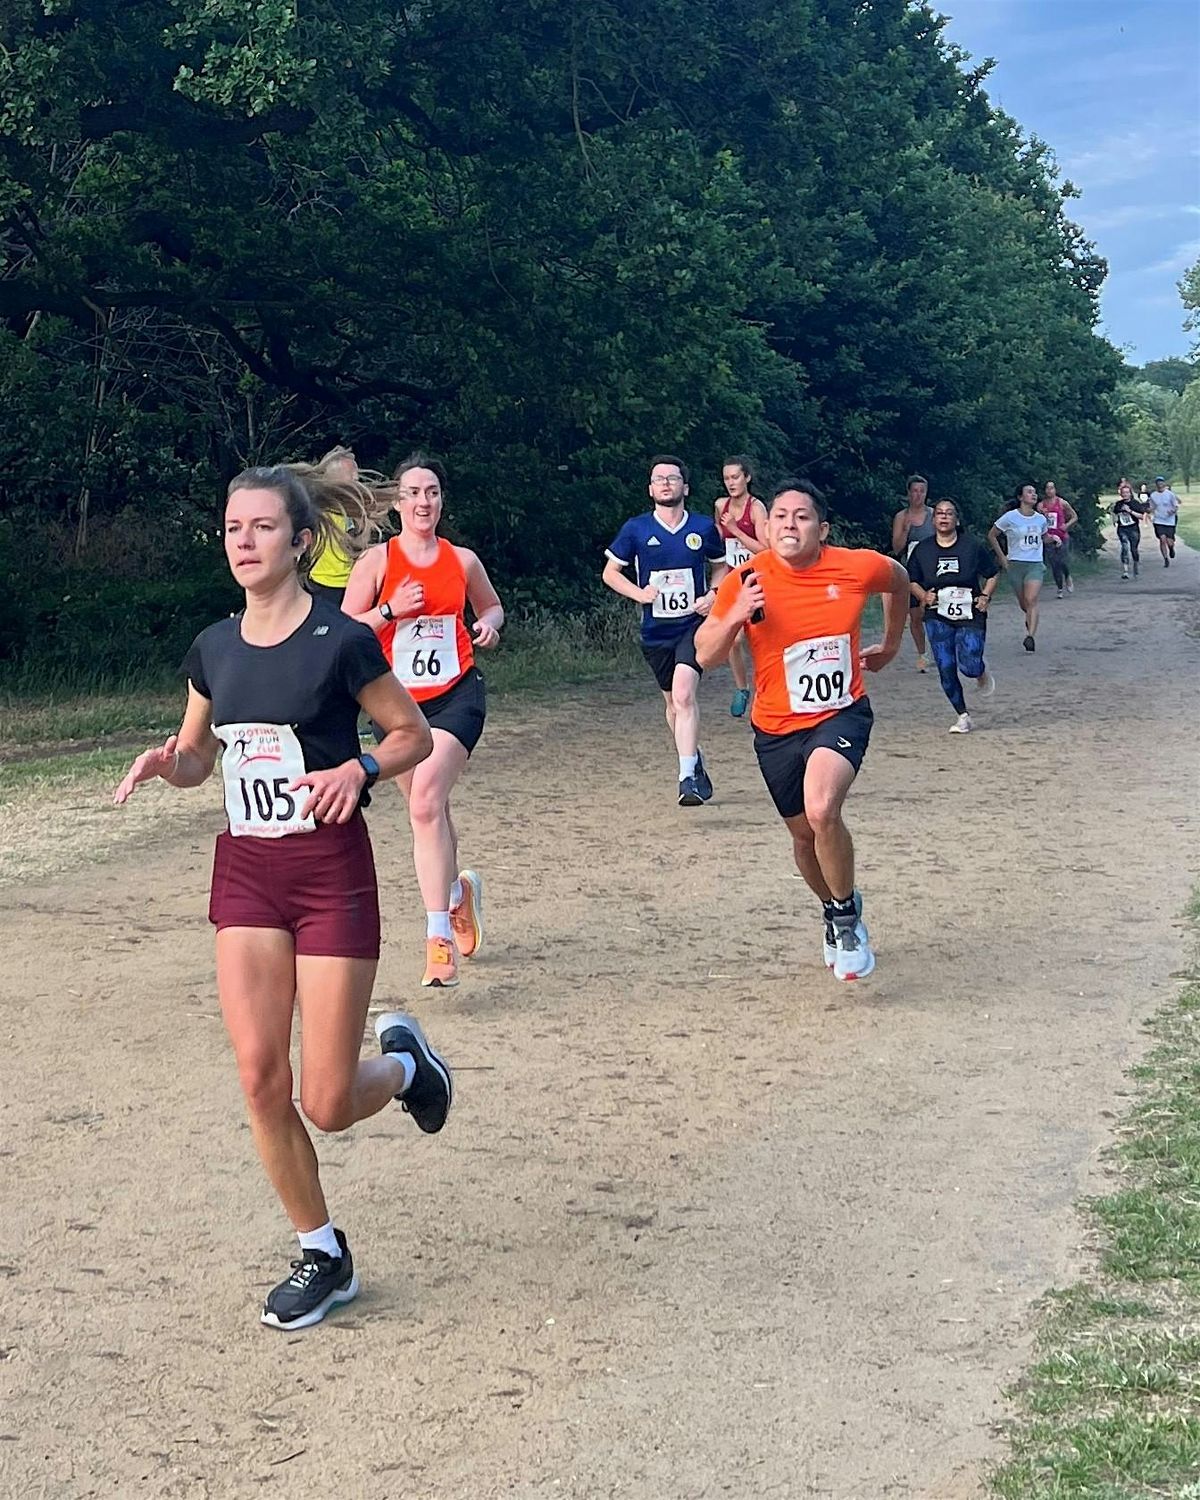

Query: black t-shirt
[[183, 598, 390, 834], [1112, 498, 1147, 530], [906, 533, 998, 626]]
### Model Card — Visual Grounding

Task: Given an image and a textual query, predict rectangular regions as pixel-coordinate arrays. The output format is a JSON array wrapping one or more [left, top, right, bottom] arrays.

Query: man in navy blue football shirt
[[603, 455, 727, 805]]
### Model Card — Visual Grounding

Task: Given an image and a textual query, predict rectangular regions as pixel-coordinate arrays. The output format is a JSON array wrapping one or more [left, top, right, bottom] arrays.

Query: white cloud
[[1133, 238, 1200, 278], [1081, 203, 1200, 233], [1062, 129, 1162, 189]]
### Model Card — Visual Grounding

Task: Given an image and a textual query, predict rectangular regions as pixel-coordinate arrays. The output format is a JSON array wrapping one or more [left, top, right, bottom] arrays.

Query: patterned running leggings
[[925, 617, 987, 714]]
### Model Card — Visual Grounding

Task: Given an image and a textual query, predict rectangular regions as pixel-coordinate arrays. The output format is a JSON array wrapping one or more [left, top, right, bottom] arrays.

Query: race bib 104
[[392, 614, 461, 688], [724, 538, 752, 569], [649, 567, 696, 619], [783, 633, 854, 714], [937, 587, 974, 622], [216, 722, 315, 839]]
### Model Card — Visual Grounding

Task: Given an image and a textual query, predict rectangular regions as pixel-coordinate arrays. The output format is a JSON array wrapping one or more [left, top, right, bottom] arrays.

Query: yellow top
[[309, 514, 354, 587]]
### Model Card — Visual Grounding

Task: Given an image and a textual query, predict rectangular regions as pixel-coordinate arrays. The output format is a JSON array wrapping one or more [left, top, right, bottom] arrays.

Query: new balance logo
[[313, 625, 329, 636]]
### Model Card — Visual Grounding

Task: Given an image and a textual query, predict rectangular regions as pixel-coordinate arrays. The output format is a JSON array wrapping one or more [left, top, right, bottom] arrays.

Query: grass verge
[[991, 892, 1200, 1498], [0, 603, 644, 762]]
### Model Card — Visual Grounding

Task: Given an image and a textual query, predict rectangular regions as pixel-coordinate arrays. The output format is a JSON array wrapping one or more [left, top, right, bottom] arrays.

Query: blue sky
[[936, 0, 1200, 365]]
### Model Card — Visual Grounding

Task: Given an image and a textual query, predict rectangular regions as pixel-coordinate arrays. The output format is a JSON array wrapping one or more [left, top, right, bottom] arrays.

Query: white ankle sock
[[392, 1053, 417, 1093], [679, 753, 698, 778], [448, 878, 464, 909], [298, 1221, 342, 1259], [427, 911, 452, 940]]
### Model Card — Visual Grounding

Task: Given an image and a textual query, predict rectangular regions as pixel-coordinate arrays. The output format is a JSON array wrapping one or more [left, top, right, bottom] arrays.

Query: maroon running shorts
[[208, 813, 381, 959]]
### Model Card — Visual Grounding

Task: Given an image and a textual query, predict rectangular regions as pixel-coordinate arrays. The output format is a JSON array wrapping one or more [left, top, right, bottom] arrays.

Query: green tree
[[0, 0, 1126, 676], [1168, 379, 1200, 489]]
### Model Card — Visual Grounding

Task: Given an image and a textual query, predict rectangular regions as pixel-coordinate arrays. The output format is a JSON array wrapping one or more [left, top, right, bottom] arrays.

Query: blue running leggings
[[925, 617, 986, 714]]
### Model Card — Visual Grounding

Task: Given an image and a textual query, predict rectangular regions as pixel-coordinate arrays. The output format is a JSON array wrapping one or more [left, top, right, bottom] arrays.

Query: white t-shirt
[[1150, 489, 1179, 525], [994, 508, 1048, 562]]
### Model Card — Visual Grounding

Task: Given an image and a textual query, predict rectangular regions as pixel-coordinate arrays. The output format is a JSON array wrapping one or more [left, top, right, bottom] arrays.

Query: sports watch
[[379, 601, 394, 622], [357, 753, 381, 789]]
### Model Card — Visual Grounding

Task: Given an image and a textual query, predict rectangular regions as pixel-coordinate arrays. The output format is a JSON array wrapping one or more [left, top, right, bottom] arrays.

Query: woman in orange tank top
[[344, 453, 504, 989]]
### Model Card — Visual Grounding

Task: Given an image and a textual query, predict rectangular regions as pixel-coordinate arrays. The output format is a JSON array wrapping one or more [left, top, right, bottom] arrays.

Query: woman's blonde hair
[[226, 457, 390, 575]]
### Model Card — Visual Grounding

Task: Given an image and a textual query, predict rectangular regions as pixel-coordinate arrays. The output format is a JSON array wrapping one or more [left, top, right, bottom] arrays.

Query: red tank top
[[717, 495, 758, 541], [376, 536, 474, 701]]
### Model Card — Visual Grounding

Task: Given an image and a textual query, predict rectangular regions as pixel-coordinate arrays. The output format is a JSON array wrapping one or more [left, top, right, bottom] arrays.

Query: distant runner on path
[[989, 484, 1048, 653], [344, 453, 504, 991], [1149, 477, 1180, 567], [1039, 481, 1078, 599], [891, 474, 935, 672], [604, 455, 727, 807], [713, 455, 767, 719], [696, 479, 909, 981], [1111, 480, 1148, 580], [906, 499, 998, 734]]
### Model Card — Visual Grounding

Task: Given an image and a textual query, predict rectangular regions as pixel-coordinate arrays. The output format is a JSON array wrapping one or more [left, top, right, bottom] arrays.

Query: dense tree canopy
[[0, 0, 1124, 675]]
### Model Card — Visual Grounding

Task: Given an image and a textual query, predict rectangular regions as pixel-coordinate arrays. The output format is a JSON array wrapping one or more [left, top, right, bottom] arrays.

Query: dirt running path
[[2, 538, 1197, 1499]]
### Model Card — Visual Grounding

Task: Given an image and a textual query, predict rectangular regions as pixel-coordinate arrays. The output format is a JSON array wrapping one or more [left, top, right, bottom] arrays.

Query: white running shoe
[[832, 917, 876, 981], [823, 890, 863, 968], [972, 669, 996, 698], [949, 712, 973, 734]]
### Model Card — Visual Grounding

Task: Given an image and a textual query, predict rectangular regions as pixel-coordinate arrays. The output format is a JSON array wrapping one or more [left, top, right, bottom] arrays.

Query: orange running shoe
[[449, 869, 483, 959], [421, 936, 459, 988]]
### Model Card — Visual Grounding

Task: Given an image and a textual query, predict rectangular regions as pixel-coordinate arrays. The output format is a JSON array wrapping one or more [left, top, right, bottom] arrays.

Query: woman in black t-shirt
[[907, 498, 1000, 734], [114, 461, 453, 1331]]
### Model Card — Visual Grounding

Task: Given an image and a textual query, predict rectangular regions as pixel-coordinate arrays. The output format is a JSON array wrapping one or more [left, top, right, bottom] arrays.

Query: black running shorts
[[373, 667, 487, 756], [640, 620, 702, 693], [753, 697, 874, 820], [1153, 523, 1176, 540]]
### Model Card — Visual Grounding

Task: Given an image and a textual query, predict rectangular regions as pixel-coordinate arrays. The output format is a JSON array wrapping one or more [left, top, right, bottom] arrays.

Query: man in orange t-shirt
[[695, 479, 909, 981]]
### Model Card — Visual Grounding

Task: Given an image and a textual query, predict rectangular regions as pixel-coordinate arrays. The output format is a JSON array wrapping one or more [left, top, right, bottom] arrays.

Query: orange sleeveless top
[[376, 536, 474, 701]]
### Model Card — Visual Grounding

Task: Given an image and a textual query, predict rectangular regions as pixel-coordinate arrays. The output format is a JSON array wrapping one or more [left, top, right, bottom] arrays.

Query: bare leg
[[215, 929, 394, 1233], [909, 606, 927, 657], [296, 954, 406, 1135], [395, 729, 470, 913], [783, 812, 830, 901], [669, 663, 700, 758], [730, 631, 750, 692], [1023, 578, 1042, 638], [798, 748, 859, 900]]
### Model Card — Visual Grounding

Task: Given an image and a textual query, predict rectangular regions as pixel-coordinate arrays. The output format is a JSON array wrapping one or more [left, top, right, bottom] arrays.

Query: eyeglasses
[[651, 475, 684, 485]]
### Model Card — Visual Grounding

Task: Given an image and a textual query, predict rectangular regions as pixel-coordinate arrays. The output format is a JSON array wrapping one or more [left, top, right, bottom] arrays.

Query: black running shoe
[[1023, 634, 1036, 652], [694, 753, 713, 803], [261, 1229, 358, 1330], [374, 1011, 453, 1133], [678, 775, 703, 807]]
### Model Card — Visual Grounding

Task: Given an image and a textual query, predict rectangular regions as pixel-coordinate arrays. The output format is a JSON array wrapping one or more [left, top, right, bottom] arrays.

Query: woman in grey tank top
[[891, 473, 934, 669]]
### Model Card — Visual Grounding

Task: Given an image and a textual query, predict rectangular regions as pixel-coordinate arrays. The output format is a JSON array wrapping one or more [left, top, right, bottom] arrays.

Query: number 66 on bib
[[391, 614, 461, 689]]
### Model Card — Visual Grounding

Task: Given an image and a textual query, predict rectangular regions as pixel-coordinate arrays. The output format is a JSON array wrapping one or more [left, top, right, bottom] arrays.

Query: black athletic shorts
[[753, 697, 874, 820], [373, 667, 487, 755], [1153, 523, 1176, 540], [640, 620, 702, 693]]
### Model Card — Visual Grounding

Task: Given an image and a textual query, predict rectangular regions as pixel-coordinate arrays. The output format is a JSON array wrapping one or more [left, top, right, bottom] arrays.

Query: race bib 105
[[724, 538, 752, 569], [216, 722, 315, 839], [392, 614, 461, 688], [783, 633, 854, 714]]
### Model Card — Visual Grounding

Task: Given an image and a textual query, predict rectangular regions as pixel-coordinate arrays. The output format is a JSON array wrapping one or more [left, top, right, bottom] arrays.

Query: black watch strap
[[358, 753, 381, 789], [379, 600, 394, 622]]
